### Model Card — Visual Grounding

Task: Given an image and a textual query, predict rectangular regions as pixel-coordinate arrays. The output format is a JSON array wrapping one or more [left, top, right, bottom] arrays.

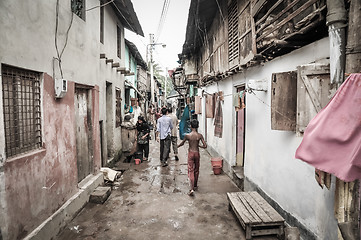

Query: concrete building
[[0, 0, 143, 239], [179, 0, 359, 239]]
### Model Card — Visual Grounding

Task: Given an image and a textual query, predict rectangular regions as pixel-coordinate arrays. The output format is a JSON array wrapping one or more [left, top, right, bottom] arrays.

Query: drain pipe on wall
[[326, 0, 347, 85]]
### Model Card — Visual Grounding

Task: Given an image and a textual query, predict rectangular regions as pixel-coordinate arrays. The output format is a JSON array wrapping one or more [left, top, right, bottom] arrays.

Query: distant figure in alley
[[156, 108, 173, 167], [167, 108, 179, 161], [178, 119, 207, 196]]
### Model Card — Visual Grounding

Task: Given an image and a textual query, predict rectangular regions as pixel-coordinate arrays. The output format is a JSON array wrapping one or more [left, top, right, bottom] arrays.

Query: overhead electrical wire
[[155, 0, 170, 42]]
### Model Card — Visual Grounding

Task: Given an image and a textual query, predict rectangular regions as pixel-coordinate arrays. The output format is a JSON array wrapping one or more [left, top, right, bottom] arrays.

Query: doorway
[[236, 86, 245, 167], [106, 82, 113, 159], [75, 87, 93, 182]]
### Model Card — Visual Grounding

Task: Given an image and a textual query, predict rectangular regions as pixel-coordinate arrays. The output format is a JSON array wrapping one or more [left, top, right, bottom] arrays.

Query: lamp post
[[147, 33, 166, 105]]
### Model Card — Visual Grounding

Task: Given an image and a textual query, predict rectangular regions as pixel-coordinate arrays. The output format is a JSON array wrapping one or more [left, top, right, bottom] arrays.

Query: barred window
[[71, 0, 86, 20], [115, 88, 122, 127], [2, 65, 42, 157]]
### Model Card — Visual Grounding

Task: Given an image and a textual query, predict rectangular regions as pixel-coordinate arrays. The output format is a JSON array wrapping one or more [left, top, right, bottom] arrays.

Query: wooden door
[[75, 88, 92, 182], [236, 87, 245, 166]]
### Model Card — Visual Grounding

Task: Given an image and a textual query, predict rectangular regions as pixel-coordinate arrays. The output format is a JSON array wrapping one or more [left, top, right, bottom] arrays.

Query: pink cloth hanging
[[295, 73, 361, 182]]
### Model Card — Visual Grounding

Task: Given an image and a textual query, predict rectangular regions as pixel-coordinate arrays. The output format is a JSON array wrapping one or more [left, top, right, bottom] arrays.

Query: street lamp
[[146, 33, 166, 105]]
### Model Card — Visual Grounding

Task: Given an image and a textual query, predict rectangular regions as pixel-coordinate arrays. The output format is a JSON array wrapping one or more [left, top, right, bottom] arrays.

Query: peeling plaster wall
[[4, 76, 78, 239], [198, 38, 338, 239], [0, 0, 121, 238]]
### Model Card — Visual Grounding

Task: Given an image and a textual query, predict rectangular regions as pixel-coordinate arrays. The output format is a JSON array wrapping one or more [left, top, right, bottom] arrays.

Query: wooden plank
[[249, 192, 284, 222], [257, 0, 318, 42], [242, 192, 273, 223], [300, 75, 322, 112], [255, 0, 284, 26], [252, 228, 282, 236], [236, 193, 263, 223], [271, 71, 297, 131], [252, 0, 267, 17], [227, 192, 256, 224], [227, 193, 249, 228]]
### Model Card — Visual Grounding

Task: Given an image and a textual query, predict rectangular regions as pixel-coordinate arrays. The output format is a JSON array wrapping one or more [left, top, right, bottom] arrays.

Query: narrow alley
[[2, 0, 361, 239], [55, 139, 256, 240]]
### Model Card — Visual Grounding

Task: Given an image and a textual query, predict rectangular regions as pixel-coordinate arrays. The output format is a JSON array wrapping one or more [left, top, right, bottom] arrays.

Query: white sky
[[125, 0, 191, 71]]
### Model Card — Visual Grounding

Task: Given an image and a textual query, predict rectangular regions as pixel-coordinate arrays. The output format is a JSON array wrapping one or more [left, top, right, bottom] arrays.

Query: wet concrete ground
[[56, 138, 277, 240]]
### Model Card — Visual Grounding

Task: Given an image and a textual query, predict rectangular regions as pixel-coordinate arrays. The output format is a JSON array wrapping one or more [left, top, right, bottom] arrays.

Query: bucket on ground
[[211, 157, 223, 167], [135, 159, 141, 165], [213, 166, 222, 175]]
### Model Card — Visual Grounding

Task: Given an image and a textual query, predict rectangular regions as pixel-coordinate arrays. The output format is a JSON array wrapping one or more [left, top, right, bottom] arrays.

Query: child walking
[[177, 119, 207, 196]]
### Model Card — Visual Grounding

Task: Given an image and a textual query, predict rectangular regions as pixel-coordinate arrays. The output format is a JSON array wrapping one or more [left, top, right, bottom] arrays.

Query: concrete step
[[232, 166, 244, 190], [89, 186, 111, 204]]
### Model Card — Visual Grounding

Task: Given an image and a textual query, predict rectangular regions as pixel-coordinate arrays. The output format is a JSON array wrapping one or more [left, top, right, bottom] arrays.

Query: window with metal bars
[[117, 25, 122, 58], [228, 0, 239, 64], [2, 65, 43, 157], [115, 88, 122, 127], [71, 0, 86, 20]]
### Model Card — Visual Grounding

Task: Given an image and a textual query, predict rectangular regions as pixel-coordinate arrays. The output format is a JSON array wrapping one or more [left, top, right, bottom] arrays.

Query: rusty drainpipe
[[326, 0, 347, 84]]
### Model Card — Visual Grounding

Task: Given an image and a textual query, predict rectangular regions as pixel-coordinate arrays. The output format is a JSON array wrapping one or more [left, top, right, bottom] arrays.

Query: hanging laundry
[[195, 96, 202, 114], [212, 93, 217, 116], [214, 98, 223, 138], [295, 74, 361, 182], [179, 105, 191, 140], [240, 91, 246, 109], [206, 94, 214, 118]]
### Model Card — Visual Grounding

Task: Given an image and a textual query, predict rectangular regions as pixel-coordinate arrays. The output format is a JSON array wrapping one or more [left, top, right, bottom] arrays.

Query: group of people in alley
[[132, 105, 207, 196]]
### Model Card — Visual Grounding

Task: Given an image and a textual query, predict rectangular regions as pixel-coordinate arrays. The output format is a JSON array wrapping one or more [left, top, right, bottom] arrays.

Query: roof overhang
[[125, 39, 147, 69], [181, 0, 218, 57], [112, 0, 144, 37]]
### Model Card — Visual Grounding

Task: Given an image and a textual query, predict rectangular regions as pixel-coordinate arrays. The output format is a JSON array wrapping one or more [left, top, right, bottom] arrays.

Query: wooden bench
[[227, 191, 285, 239]]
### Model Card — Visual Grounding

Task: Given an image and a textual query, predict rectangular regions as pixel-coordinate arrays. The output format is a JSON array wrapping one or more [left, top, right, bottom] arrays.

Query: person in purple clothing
[[156, 108, 173, 167]]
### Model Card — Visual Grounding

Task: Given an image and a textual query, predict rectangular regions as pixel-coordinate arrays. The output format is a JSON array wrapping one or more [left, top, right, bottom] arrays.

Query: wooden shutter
[[228, 0, 239, 67], [271, 71, 297, 131], [297, 62, 335, 133]]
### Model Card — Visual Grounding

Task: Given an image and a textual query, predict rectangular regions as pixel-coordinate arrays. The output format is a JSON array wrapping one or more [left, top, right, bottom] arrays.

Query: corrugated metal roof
[[112, 0, 144, 36]]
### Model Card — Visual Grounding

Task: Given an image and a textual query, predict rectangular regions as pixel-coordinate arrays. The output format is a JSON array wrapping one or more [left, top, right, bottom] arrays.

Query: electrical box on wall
[[247, 79, 268, 92], [55, 78, 67, 98]]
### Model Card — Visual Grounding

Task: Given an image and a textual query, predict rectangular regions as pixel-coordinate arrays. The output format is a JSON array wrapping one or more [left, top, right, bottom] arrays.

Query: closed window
[[2, 65, 42, 157], [117, 26, 121, 58], [115, 88, 122, 127], [228, 0, 239, 65], [100, 0, 104, 43]]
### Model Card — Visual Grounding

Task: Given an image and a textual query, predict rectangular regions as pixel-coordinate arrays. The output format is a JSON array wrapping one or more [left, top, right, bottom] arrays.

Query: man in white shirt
[[168, 108, 179, 161], [156, 108, 173, 167]]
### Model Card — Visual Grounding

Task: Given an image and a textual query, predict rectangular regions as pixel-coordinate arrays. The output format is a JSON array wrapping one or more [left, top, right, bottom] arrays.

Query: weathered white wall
[[0, 0, 127, 238], [99, 4, 125, 158], [198, 37, 338, 239]]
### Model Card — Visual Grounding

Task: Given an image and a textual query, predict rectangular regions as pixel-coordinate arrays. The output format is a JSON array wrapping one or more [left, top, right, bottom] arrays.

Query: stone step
[[89, 186, 111, 204], [232, 166, 244, 190]]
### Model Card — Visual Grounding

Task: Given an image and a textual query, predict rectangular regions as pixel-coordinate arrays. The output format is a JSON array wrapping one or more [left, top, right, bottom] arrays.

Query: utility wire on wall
[[54, 0, 74, 79]]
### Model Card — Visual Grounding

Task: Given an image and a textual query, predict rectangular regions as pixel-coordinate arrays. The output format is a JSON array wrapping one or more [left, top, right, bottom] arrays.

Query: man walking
[[156, 108, 173, 167], [168, 108, 179, 161], [177, 119, 207, 196]]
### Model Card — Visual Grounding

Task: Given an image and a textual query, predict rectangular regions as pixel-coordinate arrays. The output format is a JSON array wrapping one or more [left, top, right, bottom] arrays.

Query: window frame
[[117, 25, 122, 58], [1, 64, 43, 158], [71, 0, 86, 21]]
